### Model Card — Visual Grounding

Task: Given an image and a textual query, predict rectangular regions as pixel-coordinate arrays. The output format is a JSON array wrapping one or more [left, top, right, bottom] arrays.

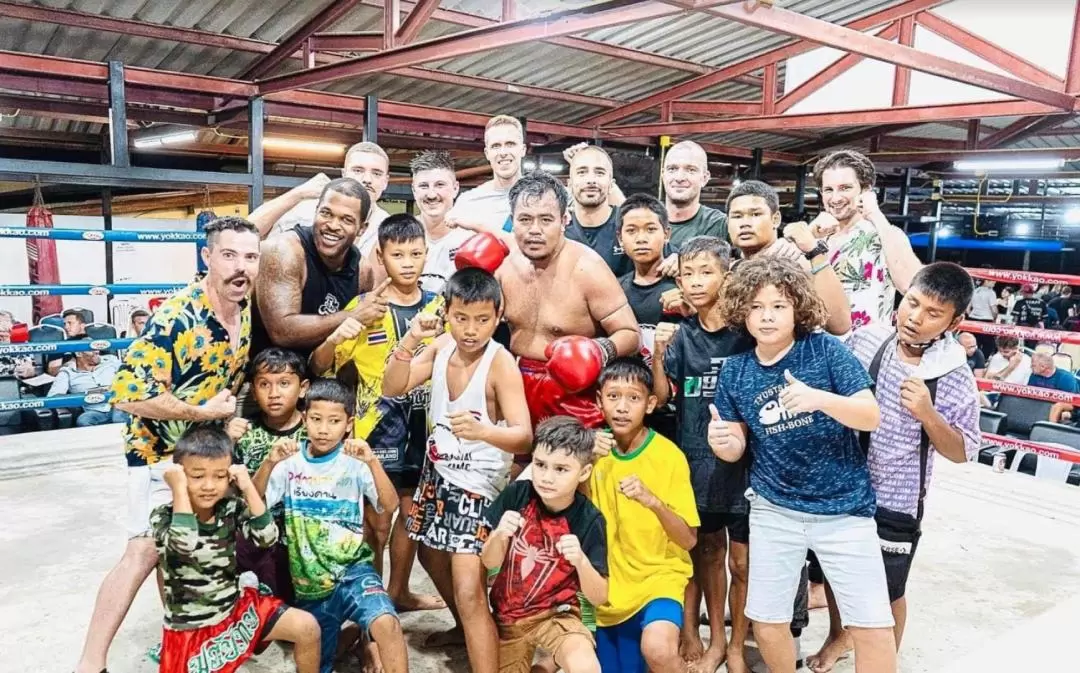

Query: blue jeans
[[296, 561, 398, 673], [76, 408, 128, 427]]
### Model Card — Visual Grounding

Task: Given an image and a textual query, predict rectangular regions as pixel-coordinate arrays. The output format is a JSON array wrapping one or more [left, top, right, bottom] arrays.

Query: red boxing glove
[[545, 336, 604, 394], [455, 232, 509, 274]]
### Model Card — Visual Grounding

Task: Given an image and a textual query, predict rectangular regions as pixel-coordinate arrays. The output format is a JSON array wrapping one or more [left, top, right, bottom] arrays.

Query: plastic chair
[[39, 313, 63, 329], [0, 376, 26, 435], [1029, 421, 1080, 452], [85, 322, 118, 340], [995, 394, 1055, 437], [1052, 352, 1073, 371], [979, 409, 1007, 436]]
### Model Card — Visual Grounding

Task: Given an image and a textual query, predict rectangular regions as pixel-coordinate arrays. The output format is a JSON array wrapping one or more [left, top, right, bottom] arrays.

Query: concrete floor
[[2, 452, 1079, 673]]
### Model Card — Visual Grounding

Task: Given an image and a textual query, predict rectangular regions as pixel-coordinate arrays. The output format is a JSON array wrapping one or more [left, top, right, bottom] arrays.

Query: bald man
[[663, 141, 728, 251], [958, 333, 986, 377]]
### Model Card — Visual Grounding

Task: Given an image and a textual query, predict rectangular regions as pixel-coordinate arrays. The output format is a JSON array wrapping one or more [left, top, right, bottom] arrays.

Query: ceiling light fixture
[[132, 130, 198, 149], [953, 158, 1064, 172], [262, 137, 346, 153]]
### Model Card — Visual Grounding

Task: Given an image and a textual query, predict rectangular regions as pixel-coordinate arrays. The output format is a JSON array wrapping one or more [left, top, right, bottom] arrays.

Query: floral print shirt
[[827, 219, 896, 333], [111, 282, 251, 467]]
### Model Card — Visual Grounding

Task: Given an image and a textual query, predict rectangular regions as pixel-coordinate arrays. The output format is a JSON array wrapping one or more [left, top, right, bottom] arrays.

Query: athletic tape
[[976, 379, 1080, 406], [965, 267, 1080, 288], [981, 432, 1080, 464], [958, 320, 1080, 346]]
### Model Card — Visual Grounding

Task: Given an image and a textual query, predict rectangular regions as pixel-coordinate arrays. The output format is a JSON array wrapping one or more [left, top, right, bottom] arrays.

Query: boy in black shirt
[[652, 235, 754, 673]]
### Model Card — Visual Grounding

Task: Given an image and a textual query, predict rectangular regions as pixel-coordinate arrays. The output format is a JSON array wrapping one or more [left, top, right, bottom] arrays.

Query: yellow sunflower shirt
[[111, 282, 251, 467], [588, 429, 700, 627]]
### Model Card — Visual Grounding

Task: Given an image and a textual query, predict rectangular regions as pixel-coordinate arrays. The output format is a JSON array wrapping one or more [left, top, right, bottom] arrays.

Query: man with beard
[[664, 141, 728, 251], [73, 217, 261, 673], [496, 171, 640, 442], [366, 150, 474, 295], [253, 178, 391, 363], [810, 150, 922, 332], [448, 115, 527, 234], [248, 141, 392, 255]]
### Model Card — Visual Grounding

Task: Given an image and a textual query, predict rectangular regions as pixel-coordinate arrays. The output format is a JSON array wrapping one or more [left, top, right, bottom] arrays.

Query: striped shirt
[[849, 326, 981, 517]]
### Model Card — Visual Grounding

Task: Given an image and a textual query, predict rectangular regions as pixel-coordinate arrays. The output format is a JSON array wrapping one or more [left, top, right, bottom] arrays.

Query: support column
[[750, 148, 763, 180], [899, 167, 912, 232], [248, 96, 265, 211], [364, 95, 378, 144], [793, 164, 807, 220], [107, 61, 129, 168]]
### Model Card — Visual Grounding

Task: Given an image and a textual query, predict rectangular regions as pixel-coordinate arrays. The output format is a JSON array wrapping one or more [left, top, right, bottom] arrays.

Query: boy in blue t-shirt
[[707, 256, 896, 673]]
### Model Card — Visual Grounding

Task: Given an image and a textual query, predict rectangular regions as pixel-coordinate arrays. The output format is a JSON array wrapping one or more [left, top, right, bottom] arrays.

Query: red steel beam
[[586, 0, 953, 127], [0, 72, 218, 110], [980, 114, 1075, 149], [391, 67, 619, 108], [242, 0, 361, 80], [309, 32, 383, 51], [0, 93, 205, 126], [775, 22, 901, 115], [868, 146, 1080, 163], [707, 3, 1076, 110], [916, 12, 1063, 90], [877, 136, 967, 150], [396, 0, 440, 44], [384, 0, 400, 49], [966, 119, 981, 149], [258, 1, 690, 94], [696, 141, 800, 163], [762, 62, 777, 116], [604, 100, 1060, 136], [892, 15, 914, 106], [669, 100, 763, 115], [1069, 0, 1080, 94], [794, 123, 926, 155]]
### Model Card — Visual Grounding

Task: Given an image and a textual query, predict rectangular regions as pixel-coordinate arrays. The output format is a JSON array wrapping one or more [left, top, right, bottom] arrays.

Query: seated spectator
[[122, 309, 149, 339], [1049, 287, 1079, 324], [62, 308, 88, 337], [46, 333, 124, 426], [0, 313, 34, 380], [1029, 352, 1079, 424], [959, 332, 986, 377], [985, 336, 1032, 385]]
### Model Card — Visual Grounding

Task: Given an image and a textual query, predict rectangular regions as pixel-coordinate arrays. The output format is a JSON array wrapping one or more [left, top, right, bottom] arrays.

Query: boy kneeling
[[153, 426, 320, 673]]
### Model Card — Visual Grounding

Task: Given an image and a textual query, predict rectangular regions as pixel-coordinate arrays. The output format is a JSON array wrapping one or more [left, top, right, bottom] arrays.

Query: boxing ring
[[0, 226, 200, 419]]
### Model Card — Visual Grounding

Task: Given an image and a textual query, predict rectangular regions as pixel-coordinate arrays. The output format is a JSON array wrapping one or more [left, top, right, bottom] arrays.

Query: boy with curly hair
[[707, 256, 895, 673]]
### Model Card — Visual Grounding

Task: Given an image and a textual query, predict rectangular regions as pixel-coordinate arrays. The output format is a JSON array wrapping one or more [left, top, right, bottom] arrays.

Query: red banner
[[976, 379, 1080, 406], [981, 432, 1080, 464], [965, 267, 1080, 287], [25, 192, 63, 323], [959, 320, 1080, 346]]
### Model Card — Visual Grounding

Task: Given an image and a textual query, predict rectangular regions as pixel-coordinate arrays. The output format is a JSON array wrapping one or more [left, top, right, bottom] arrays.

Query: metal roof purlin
[[241, 0, 363, 80]]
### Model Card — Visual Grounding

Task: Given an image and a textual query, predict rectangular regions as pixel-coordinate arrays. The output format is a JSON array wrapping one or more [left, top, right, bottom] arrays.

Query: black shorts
[[876, 507, 922, 602], [388, 467, 422, 492], [697, 511, 749, 544]]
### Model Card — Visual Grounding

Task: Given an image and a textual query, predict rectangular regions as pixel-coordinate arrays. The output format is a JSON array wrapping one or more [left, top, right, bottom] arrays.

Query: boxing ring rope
[[0, 284, 187, 297], [964, 267, 1080, 287], [0, 228, 205, 243], [975, 379, 1080, 406], [0, 338, 135, 356], [981, 433, 1080, 465], [0, 392, 112, 412], [958, 320, 1080, 345]]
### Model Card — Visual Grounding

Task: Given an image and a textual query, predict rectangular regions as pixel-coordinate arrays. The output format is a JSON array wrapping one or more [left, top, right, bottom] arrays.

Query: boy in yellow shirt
[[588, 357, 699, 673], [310, 213, 445, 612]]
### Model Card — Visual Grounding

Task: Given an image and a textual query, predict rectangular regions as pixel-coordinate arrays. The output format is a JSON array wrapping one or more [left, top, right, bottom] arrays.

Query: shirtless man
[[253, 177, 390, 363], [248, 141, 392, 255], [495, 170, 640, 440]]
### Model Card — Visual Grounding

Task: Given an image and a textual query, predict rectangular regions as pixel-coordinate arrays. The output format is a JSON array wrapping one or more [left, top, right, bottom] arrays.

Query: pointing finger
[[372, 277, 393, 297]]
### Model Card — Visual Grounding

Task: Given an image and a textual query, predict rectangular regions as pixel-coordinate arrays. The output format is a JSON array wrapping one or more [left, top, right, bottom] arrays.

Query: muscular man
[[810, 150, 922, 332], [495, 170, 640, 434], [447, 115, 526, 234], [248, 141, 392, 254], [726, 179, 851, 335], [253, 177, 389, 362], [366, 150, 474, 295], [74, 217, 260, 673], [663, 140, 728, 251]]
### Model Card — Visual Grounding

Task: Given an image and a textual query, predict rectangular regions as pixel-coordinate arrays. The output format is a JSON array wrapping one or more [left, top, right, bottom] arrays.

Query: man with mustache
[[565, 145, 641, 277], [253, 178, 391, 364], [74, 217, 261, 673], [248, 141, 392, 255]]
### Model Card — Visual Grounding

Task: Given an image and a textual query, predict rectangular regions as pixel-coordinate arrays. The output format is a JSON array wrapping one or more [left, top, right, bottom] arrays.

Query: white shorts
[[745, 491, 894, 629], [126, 462, 174, 538]]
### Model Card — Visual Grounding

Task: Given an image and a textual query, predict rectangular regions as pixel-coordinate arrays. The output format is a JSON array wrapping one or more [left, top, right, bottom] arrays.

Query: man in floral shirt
[[74, 216, 262, 673]]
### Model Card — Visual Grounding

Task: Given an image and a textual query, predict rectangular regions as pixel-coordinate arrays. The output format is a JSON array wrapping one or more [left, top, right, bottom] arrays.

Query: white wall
[[0, 215, 198, 328]]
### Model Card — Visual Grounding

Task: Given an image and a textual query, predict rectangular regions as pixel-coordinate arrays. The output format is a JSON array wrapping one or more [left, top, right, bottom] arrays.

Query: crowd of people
[[67, 115, 999, 673]]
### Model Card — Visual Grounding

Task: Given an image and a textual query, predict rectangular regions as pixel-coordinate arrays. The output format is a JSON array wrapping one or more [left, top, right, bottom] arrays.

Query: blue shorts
[[595, 598, 683, 673], [297, 561, 399, 673]]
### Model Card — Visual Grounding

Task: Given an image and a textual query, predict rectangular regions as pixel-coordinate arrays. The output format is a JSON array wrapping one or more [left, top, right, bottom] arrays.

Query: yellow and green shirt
[[112, 282, 251, 467]]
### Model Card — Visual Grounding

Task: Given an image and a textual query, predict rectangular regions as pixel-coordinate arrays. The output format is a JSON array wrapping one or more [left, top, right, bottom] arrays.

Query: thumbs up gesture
[[706, 403, 738, 458], [778, 369, 824, 415]]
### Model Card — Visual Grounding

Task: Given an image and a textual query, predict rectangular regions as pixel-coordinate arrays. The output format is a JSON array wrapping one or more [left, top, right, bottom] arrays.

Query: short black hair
[[910, 262, 975, 317], [597, 356, 653, 393], [318, 177, 372, 222], [410, 150, 456, 175], [617, 193, 669, 234], [130, 309, 149, 319], [62, 308, 87, 322], [534, 416, 595, 466], [174, 424, 233, 464], [444, 267, 503, 313], [378, 213, 426, 249], [251, 347, 307, 380], [726, 180, 780, 214], [995, 335, 1020, 350], [509, 170, 569, 216], [203, 216, 259, 249], [678, 235, 731, 272], [305, 377, 355, 416]]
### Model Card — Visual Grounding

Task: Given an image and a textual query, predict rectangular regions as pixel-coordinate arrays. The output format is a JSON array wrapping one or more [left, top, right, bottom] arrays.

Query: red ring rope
[[981, 432, 1080, 464], [965, 268, 1080, 287], [958, 320, 1080, 346], [975, 379, 1080, 406]]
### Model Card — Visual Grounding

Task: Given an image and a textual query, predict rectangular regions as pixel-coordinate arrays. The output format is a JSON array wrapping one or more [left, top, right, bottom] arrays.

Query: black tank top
[[251, 225, 361, 361]]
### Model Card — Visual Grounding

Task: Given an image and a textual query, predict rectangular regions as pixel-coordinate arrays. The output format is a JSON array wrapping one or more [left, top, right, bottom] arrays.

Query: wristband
[[594, 337, 617, 366], [810, 261, 830, 275], [392, 347, 414, 362]]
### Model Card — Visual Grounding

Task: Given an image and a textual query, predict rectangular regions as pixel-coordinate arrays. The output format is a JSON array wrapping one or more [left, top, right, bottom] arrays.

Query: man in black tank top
[[253, 177, 391, 363]]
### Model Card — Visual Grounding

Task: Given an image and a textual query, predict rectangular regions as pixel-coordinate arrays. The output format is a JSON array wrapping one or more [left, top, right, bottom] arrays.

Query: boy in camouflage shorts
[[152, 425, 320, 673]]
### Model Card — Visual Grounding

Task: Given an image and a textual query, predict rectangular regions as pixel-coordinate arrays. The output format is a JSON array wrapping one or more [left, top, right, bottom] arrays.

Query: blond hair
[[485, 115, 523, 135], [344, 141, 388, 167]]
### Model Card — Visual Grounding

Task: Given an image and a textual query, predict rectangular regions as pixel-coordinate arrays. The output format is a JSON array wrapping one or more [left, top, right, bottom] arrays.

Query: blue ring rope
[[0, 392, 113, 412], [0, 227, 204, 243], [0, 338, 135, 356], [0, 284, 185, 297]]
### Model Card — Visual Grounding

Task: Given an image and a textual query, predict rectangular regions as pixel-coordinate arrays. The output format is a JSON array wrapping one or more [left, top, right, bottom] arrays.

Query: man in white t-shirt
[[248, 141, 392, 255], [968, 278, 1000, 356], [446, 115, 525, 234], [985, 335, 1032, 385]]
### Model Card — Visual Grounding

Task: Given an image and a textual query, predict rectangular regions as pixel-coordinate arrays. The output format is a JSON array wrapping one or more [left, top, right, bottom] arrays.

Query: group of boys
[[73, 117, 984, 673]]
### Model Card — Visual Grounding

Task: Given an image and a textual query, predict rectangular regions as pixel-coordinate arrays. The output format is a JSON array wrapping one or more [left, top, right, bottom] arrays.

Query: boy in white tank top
[[382, 267, 533, 673]]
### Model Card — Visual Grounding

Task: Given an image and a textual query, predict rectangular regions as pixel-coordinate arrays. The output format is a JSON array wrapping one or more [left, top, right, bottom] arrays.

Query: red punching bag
[[25, 186, 63, 323]]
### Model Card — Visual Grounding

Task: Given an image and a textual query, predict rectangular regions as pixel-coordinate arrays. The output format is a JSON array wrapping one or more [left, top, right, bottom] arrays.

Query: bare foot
[[393, 592, 447, 613], [808, 582, 828, 611], [679, 629, 705, 663], [804, 633, 852, 673], [689, 644, 726, 673], [359, 639, 383, 673], [725, 647, 749, 673], [424, 625, 466, 648]]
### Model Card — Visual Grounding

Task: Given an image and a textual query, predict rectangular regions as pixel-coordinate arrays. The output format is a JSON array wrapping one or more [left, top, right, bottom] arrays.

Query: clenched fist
[[556, 534, 586, 568], [654, 322, 680, 357], [495, 510, 523, 540], [267, 438, 299, 465], [618, 474, 659, 509]]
